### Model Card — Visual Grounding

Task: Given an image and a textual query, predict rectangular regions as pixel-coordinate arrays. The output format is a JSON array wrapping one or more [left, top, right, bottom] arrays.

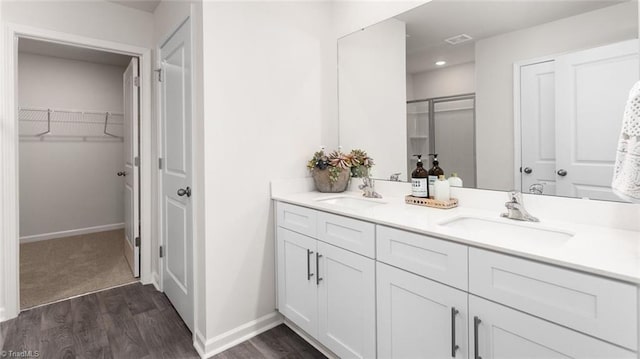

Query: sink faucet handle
[[508, 191, 522, 203]]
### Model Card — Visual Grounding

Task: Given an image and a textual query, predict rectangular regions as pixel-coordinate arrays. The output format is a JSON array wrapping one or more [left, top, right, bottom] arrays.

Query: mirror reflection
[[338, 0, 638, 202]]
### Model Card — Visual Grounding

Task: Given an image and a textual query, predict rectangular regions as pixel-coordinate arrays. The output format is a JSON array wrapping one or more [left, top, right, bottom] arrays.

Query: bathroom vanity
[[272, 184, 640, 359]]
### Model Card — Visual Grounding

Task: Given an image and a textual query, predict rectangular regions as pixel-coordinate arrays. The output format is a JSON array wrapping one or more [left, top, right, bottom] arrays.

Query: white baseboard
[[151, 272, 161, 291], [193, 311, 284, 358], [19, 223, 125, 243]]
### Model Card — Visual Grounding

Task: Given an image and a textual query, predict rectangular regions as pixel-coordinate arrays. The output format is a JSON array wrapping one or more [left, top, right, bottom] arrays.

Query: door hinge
[[133, 76, 140, 87], [135, 156, 140, 167], [158, 158, 163, 170], [159, 245, 164, 258], [135, 237, 140, 247], [154, 68, 163, 82]]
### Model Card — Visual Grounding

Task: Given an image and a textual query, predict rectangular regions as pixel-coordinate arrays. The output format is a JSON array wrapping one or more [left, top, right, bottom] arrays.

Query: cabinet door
[[277, 227, 318, 337], [377, 262, 468, 359], [317, 241, 376, 359], [468, 295, 636, 359]]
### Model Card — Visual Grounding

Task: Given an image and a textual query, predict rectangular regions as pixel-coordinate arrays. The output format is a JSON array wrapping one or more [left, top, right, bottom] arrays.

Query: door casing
[[0, 23, 153, 320]]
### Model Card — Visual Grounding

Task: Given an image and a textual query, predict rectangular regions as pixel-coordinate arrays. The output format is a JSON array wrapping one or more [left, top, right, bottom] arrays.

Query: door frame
[[0, 23, 153, 320]]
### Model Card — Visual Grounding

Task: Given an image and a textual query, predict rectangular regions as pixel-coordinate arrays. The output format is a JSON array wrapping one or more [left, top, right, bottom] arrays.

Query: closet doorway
[[17, 38, 141, 309]]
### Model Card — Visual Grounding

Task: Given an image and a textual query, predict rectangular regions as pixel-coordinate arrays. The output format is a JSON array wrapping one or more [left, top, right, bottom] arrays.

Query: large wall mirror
[[338, 0, 638, 202]]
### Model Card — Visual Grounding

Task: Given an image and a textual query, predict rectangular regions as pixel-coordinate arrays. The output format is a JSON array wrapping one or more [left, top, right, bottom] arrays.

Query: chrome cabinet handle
[[474, 316, 482, 359], [307, 249, 314, 280], [523, 167, 533, 174], [316, 253, 323, 285], [177, 187, 191, 197], [451, 307, 459, 357], [557, 169, 567, 176], [117, 171, 127, 176]]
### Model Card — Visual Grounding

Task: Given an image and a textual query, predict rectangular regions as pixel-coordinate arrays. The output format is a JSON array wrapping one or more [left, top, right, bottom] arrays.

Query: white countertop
[[273, 190, 640, 284]]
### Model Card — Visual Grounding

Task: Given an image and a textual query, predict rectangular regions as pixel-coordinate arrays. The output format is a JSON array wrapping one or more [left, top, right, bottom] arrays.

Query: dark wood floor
[[1, 283, 326, 359], [213, 325, 326, 359]]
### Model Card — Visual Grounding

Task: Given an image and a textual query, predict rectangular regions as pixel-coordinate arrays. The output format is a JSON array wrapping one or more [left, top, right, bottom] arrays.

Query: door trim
[[0, 23, 153, 320]]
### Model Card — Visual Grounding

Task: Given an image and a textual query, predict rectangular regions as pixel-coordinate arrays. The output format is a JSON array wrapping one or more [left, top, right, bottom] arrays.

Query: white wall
[[18, 53, 126, 238], [409, 62, 475, 101], [200, 1, 334, 354], [1, 1, 153, 48], [475, 1, 638, 190], [339, 18, 407, 179]]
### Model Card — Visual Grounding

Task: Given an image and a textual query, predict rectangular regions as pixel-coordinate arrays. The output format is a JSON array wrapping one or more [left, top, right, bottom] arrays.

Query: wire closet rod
[[19, 107, 125, 139]]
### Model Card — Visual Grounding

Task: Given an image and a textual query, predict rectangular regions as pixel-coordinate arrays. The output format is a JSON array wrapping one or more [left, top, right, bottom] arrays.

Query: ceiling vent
[[444, 34, 473, 45]]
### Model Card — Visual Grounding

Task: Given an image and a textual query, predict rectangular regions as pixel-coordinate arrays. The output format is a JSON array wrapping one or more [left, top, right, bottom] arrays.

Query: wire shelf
[[19, 108, 125, 141]]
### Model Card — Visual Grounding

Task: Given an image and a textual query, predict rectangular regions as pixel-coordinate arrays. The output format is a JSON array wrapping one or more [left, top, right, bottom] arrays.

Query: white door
[[555, 40, 639, 201], [469, 295, 635, 359], [520, 60, 557, 195], [276, 228, 318, 337], [161, 19, 194, 331], [123, 57, 140, 277], [317, 241, 376, 359], [377, 262, 468, 359]]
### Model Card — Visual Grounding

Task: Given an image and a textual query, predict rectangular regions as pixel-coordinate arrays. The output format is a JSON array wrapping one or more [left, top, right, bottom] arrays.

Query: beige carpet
[[20, 229, 137, 309]]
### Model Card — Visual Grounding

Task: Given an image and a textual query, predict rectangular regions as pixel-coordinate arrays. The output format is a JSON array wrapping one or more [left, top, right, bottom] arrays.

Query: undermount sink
[[315, 195, 386, 210], [438, 216, 574, 246]]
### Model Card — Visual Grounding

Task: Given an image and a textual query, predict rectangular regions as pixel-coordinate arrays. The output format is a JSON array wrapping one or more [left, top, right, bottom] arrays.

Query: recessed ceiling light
[[435, 61, 446, 66]]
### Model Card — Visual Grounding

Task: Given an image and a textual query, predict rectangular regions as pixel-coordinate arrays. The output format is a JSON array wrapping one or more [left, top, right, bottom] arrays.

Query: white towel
[[612, 81, 640, 202]]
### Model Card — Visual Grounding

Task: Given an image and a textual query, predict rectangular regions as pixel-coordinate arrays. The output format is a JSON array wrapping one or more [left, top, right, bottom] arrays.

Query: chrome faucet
[[501, 191, 539, 222], [528, 183, 544, 195], [389, 173, 402, 181], [359, 177, 382, 198]]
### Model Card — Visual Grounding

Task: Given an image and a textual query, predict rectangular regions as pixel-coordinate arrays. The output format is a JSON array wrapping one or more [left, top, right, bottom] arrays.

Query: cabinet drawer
[[277, 202, 317, 238], [469, 248, 638, 350], [317, 211, 375, 258], [377, 225, 468, 290]]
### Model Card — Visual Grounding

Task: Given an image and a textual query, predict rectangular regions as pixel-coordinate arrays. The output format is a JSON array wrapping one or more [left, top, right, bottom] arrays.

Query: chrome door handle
[[557, 169, 567, 177], [451, 307, 459, 357], [307, 249, 314, 280], [523, 167, 532, 174], [316, 253, 323, 285], [474, 316, 482, 359], [117, 171, 127, 176], [177, 187, 191, 197]]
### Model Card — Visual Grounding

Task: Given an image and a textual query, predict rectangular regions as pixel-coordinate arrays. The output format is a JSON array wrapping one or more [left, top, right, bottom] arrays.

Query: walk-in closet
[[18, 38, 139, 309]]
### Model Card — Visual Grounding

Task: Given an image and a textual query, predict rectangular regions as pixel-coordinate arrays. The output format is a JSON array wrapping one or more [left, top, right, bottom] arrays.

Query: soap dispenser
[[411, 155, 429, 198], [427, 154, 444, 198]]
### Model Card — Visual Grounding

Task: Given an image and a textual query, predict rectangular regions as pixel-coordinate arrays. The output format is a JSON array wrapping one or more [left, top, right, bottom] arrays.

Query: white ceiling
[[398, 0, 630, 74], [19, 38, 132, 67], [108, 0, 161, 13]]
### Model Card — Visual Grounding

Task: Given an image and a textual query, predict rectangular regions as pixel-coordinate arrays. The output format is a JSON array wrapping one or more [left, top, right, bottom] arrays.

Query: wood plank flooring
[[2, 283, 198, 359], [1, 283, 326, 359]]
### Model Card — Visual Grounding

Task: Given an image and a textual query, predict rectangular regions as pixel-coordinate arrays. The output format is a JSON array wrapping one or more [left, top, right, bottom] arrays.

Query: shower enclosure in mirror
[[407, 94, 476, 187], [338, 0, 638, 202]]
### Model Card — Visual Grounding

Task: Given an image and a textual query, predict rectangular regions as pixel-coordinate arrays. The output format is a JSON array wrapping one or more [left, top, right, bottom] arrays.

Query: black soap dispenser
[[427, 154, 444, 198], [411, 155, 429, 198]]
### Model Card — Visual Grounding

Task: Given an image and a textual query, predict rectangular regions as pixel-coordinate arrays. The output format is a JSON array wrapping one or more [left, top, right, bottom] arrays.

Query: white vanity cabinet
[[275, 200, 639, 359], [377, 262, 469, 359], [276, 202, 376, 359]]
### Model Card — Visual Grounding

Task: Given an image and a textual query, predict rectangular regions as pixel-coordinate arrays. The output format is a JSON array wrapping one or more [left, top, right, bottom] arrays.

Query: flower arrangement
[[307, 146, 375, 184]]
